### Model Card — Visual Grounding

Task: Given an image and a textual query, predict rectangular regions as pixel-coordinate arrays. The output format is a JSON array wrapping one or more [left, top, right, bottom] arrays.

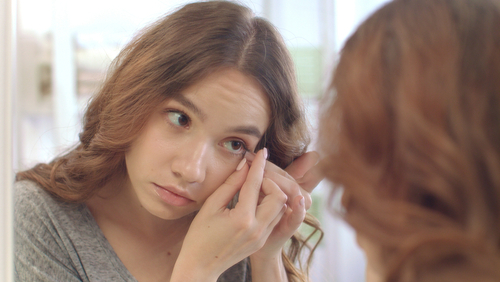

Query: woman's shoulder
[[14, 180, 89, 280], [14, 179, 103, 253], [16, 179, 61, 203], [14, 180, 137, 281], [15, 178, 48, 199], [14, 179, 94, 254], [14, 180, 85, 222]]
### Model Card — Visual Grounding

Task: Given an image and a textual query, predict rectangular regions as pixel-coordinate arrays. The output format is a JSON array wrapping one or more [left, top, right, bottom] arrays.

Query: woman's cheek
[[202, 158, 238, 198]]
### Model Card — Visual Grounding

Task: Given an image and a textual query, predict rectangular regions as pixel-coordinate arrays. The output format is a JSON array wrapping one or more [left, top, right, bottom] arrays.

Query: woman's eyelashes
[[221, 140, 250, 157], [166, 109, 190, 128]]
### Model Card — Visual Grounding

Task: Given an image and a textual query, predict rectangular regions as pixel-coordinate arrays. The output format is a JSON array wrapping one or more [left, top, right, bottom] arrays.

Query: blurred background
[[2, 0, 390, 281]]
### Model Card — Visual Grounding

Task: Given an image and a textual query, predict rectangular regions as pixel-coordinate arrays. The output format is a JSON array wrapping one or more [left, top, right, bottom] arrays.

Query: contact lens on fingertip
[[263, 148, 268, 160]]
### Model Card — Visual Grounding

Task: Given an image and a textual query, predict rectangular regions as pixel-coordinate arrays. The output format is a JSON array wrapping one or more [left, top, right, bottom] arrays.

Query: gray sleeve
[[217, 258, 252, 282], [14, 184, 84, 282]]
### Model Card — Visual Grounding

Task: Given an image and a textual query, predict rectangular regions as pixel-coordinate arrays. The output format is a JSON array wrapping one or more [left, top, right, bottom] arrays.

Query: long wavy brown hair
[[319, 0, 500, 281], [16, 1, 321, 281]]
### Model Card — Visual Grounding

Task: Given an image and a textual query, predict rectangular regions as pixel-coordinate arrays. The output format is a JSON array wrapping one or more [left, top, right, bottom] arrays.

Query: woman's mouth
[[153, 184, 194, 206]]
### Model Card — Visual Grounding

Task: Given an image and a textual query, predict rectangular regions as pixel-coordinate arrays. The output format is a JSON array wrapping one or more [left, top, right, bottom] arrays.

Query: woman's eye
[[222, 140, 247, 154], [167, 111, 190, 127]]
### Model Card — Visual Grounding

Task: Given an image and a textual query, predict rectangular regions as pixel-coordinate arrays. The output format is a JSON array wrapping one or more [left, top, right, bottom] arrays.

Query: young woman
[[15, 1, 322, 282], [319, 0, 500, 281]]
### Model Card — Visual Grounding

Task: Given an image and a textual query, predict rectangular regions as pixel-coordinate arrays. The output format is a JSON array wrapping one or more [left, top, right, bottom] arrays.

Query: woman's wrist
[[250, 251, 288, 282], [170, 255, 220, 282], [170, 267, 218, 282]]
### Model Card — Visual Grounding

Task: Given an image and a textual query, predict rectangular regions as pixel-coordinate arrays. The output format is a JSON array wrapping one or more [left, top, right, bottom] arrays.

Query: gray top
[[14, 180, 250, 282]]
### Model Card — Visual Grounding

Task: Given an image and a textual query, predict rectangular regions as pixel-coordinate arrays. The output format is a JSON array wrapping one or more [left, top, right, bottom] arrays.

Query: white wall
[[0, 0, 16, 281]]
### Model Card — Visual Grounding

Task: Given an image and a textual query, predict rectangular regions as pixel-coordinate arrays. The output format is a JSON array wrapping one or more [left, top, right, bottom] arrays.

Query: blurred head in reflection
[[17, 1, 316, 279], [319, 0, 500, 281]]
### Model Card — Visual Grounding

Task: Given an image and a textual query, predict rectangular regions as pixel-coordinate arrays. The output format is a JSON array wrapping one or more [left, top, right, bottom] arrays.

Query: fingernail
[[236, 158, 246, 171], [263, 148, 268, 160], [299, 196, 305, 206]]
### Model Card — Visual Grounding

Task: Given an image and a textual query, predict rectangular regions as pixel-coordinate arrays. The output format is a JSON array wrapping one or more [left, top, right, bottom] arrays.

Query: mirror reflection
[[11, 1, 391, 281]]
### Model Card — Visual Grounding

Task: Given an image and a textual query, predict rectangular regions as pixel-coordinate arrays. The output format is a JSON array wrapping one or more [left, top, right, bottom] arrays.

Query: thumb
[[287, 195, 306, 229], [204, 159, 249, 208]]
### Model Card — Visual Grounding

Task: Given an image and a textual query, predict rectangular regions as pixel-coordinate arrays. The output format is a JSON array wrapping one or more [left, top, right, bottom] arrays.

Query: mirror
[[7, 1, 390, 281]]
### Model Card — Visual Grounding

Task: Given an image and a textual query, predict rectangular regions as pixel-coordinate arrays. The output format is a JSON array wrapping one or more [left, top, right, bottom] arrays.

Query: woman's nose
[[171, 139, 209, 183]]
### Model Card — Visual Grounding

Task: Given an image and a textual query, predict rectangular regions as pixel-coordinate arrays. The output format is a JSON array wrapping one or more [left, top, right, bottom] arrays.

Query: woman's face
[[124, 68, 271, 220]]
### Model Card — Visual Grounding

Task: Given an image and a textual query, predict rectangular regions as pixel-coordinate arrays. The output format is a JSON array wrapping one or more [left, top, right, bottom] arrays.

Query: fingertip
[[256, 148, 268, 164], [293, 195, 307, 216], [292, 195, 304, 207], [299, 195, 305, 207]]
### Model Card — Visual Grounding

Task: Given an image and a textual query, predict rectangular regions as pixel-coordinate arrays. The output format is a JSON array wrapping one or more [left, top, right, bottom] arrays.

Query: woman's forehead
[[174, 68, 271, 133]]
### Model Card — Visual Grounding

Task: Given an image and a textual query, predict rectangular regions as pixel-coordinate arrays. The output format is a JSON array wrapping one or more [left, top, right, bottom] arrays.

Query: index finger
[[235, 148, 268, 212]]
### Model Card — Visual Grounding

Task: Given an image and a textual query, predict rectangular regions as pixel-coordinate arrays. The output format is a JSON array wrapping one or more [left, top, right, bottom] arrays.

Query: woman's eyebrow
[[226, 126, 262, 139], [173, 95, 207, 121]]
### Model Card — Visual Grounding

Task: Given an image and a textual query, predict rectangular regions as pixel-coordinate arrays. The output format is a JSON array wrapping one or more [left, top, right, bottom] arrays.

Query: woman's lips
[[153, 184, 194, 206]]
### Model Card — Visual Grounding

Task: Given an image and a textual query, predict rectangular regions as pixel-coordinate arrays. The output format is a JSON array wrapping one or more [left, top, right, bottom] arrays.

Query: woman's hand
[[248, 151, 322, 273], [280, 151, 322, 210], [170, 149, 287, 282]]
